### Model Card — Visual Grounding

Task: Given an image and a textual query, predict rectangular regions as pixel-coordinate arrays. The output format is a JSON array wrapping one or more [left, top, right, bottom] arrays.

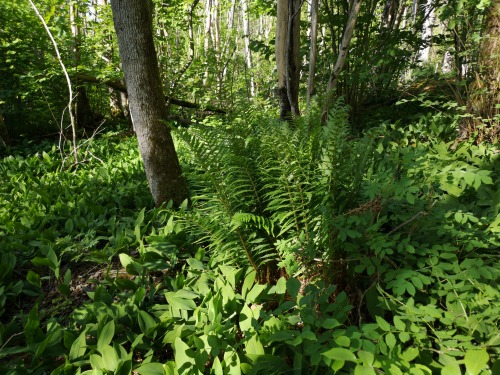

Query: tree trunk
[[203, 0, 213, 85], [276, 0, 302, 120], [242, 0, 255, 97], [0, 113, 10, 148], [461, 0, 500, 143], [70, 1, 95, 130], [111, 0, 189, 207], [323, 0, 362, 118], [307, 0, 319, 106]]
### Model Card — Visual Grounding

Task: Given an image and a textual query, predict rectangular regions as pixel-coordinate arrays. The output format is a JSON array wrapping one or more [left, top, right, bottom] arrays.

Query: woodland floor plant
[[0, 103, 498, 374]]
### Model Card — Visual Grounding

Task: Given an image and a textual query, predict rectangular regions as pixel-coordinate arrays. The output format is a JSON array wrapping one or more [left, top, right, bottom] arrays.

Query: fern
[[170, 99, 375, 279]]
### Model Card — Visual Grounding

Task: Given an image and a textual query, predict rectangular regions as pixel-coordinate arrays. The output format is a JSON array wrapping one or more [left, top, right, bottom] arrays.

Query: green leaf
[[119, 253, 142, 275], [335, 336, 350, 347], [69, 329, 87, 360], [101, 345, 118, 372], [97, 320, 115, 353], [174, 337, 195, 371], [354, 365, 377, 375], [393, 316, 405, 331], [357, 351, 374, 366], [275, 276, 287, 295], [136, 362, 166, 375], [138, 310, 157, 337], [322, 318, 341, 329], [246, 283, 266, 303], [385, 332, 396, 350], [464, 349, 489, 375], [376, 316, 391, 332], [322, 348, 357, 362], [241, 270, 256, 299], [245, 334, 265, 355], [287, 278, 301, 300], [441, 364, 461, 375], [90, 354, 105, 371], [165, 290, 197, 310], [401, 347, 419, 362], [212, 357, 223, 375]]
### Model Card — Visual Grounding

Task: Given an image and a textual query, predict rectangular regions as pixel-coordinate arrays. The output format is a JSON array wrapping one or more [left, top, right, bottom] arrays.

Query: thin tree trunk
[[307, 0, 319, 106], [276, 0, 302, 119], [111, 0, 189, 207], [324, 0, 362, 117], [0, 113, 10, 148], [461, 0, 500, 143], [242, 0, 255, 97], [203, 0, 213, 85], [70, 1, 94, 130], [29, 0, 78, 164]]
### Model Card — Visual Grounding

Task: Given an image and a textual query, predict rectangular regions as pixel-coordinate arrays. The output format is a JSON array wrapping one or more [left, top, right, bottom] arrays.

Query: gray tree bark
[[111, 0, 189, 207], [323, 0, 362, 117], [242, 0, 255, 97], [307, 0, 319, 106], [276, 0, 302, 119]]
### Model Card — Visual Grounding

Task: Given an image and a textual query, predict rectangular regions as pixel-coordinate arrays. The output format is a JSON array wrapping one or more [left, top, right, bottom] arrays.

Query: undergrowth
[[0, 103, 499, 374]]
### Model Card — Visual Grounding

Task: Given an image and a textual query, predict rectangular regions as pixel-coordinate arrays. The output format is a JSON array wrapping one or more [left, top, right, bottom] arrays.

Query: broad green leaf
[[223, 350, 241, 375], [357, 350, 374, 366], [385, 332, 396, 349], [97, 320, 115, 353], [275, 276, 287, 295], [241, 270, 256, 299], [212, 357, 223, 375], [239, 304, 256, 332], [335, 336, 350, 347], [186, 258, 204, 270], [354, 365, 376, 375], [136, 362, 166, 375], [322, 318, 341, 329], [401, 347, 419, 362], [393, 316, 405, 331], [165, 291, 197, 310], [245, 334, 265, 355], [464, 349, 489, 375], [90, 354, 105, 371], [138, 310, 157, 336], [441, 364, 461, 375], [69, 329, 87, 360], [24, 304, 41, 345], [174, 337, 195, 372], [287, 278, 301, 300], [101, 345, 118, 372], [376, 316, 391, 332], [245, 283, 266, 303], [322, 348, 357, 362]]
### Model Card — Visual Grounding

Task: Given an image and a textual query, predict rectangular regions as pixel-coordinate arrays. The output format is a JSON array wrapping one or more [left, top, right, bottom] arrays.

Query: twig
[[0, 332, 23, 352], [29, 0, 78, 164], [387, 210, 427, 235]]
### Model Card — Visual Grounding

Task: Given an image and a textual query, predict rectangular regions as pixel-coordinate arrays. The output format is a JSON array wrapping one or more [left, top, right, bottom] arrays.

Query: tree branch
[[73, 73, 227, 114]]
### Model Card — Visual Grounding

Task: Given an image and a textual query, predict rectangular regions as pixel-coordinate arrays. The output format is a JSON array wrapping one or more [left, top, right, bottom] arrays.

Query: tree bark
[[242, 0, 255, 97], [0, 113, 10, 148], [461, 0, 500, 143], [111, 0, 189, 207], [276, 0, 302, 119], [323, 0, 362, 118], [307, 0, 319, 106]]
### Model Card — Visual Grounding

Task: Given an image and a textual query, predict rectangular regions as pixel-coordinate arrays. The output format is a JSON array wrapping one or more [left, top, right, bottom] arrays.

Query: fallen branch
[[73, 73, 227, 115]]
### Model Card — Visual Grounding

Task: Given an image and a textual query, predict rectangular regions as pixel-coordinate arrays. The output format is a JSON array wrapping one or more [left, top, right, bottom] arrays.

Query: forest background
[[0, 0, 499, 374]]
